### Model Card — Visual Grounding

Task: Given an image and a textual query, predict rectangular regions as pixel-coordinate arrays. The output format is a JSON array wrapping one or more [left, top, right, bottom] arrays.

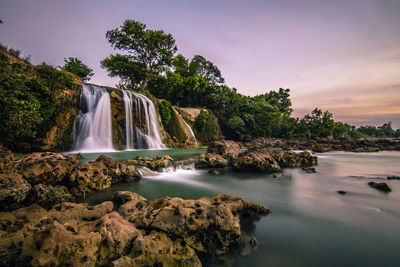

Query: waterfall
[[179, 114, 196, 141], [72, 84, 114, 152], [122, 90, 135, 149], [122, 90, 166, 149]]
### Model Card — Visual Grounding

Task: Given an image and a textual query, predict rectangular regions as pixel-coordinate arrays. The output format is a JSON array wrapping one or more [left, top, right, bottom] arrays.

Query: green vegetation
[[158, 100, 174, 133], [193, 110, 218, 142], [60, 57, 94, 81], [0, 47, 78, 150], [101, 19, 177, 91]]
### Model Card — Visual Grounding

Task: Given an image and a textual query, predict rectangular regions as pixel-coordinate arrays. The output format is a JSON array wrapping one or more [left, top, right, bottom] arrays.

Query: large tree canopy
[[60, 57, 93, 82], [102, 19, 177, 90]]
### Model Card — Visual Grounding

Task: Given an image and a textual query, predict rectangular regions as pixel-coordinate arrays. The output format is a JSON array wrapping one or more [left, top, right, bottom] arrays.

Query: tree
[[60, 57, 94, 82], [102, 19, 177, 91], [188, 55, 225, 84]]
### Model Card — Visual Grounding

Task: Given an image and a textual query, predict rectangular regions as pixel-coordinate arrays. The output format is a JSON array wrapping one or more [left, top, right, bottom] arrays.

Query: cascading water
[[72, 84, 114, 152], [122, 89, 166, 149], [179, 114, 196, 141]]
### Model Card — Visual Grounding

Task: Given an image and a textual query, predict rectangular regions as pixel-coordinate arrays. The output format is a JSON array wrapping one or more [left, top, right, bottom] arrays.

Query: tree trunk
[[139, 75, 149, 92]]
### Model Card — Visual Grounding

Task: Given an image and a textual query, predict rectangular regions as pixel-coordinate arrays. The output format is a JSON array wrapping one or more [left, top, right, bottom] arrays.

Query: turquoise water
[[82, 150, 400, 267]]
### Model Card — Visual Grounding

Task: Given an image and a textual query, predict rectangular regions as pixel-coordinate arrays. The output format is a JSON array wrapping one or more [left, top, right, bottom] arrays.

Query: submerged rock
[[387, 176, 400, 180], [302, 167, 316, 173], [368, 182, 392, 192], [337, 190, 347, 195]]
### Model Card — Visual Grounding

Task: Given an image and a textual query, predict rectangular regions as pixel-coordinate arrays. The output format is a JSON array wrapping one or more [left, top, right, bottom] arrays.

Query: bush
[[193, 110, 217, 142]]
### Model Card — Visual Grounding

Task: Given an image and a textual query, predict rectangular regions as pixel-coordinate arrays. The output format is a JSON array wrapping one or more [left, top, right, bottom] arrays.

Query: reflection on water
[[83, 150, 400, 267]]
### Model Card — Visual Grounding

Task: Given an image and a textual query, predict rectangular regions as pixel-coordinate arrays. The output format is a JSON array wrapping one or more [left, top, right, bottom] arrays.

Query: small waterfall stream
[[179, 114, 196, 141], [72, 84, 114, 152]]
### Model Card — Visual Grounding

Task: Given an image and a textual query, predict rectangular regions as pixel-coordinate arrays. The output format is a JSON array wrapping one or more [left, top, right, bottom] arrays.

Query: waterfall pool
[[79, 149, 400, 267]]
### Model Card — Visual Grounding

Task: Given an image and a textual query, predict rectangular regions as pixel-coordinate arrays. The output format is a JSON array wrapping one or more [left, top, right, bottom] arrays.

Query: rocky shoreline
[[246, 137, 400, 152], [0, 145, 273, 266]]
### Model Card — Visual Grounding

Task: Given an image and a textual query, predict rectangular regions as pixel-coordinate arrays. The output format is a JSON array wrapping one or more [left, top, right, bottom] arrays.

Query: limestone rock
[[69, 155, 139, 196], [194, 153, 228, 169], [207, 140, 241, 159], [232, 148, 281, 173], [0, 171, 33, 211], [113, 191, 147, 206], [14, 152, 78, 185], [33, 184, 74, 210]]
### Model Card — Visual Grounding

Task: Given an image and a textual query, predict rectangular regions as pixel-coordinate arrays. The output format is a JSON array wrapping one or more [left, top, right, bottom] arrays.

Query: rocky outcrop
[[14, 152, 78, 185], [113, 191, 147, 206], [119, 194, 268, 258], [69, 155, 140, 197], [125, 155, 173, 171], [0, 146, 14, 172], [0, 194, 269, 266], [33, 184, 74, 209], [207, 140, 241, 159], [194, 153, 228, 169], [0, 171, 33, 211], [232, 148, 318, 173]]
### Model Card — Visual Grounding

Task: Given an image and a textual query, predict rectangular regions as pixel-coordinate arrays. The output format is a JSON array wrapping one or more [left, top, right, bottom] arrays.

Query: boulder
[[14, 152, 78, 185], [113, 191, 147, 206], [69, 155, 139, 196], [368, 182, 392, 192], [119, 194, 269, 257], [0, 171, 33, 211], [232, 148, 281, 173], [194, 153, 228, 169], [125, 155, 173, 171], [232, 148, 318, 173], [207, 140, 241, 159], [0, 147, 14, 172], [33, 184, 74, 210]]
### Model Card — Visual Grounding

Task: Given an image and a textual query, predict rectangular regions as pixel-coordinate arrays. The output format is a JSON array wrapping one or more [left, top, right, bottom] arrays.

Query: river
[[78, 149, 400, 267]]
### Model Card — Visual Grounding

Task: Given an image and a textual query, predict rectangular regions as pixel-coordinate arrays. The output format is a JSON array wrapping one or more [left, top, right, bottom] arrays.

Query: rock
[[69, 155, 139, 197], [113, 191, 147, 206], [33, 184, 74, 209], [0, 194, 268, 266], [249, 237, 258, 247], [71, 152, 84, 160], [232, 148, 281, 173], [14, 152, 78, 185], [0, 146, 14, 172], [337, 190, 347, 195], [0, 171, 33, 211], [368, 182, 392, 192], [302, 167, 316, 173], [232, 148, 318, 173], [125, 155, 173, 171], [207, 140, 241, 159], [387, 176, 400, 180], [119, 194, 269, 258], [194, 153, 228, 169]]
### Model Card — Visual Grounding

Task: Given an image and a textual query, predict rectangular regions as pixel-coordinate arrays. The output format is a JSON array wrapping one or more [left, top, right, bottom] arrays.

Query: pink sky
[[1, 0, 399, 127]]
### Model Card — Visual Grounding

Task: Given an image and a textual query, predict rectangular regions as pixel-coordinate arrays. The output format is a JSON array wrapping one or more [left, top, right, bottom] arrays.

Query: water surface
[[83, 150, 400, 267]]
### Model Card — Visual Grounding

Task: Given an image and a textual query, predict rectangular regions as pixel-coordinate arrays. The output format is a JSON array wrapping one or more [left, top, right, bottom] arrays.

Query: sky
[[1, 0, 400, 127]]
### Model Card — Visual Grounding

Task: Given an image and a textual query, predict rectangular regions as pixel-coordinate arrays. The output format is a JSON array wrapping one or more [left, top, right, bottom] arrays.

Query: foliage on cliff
[[0, 46, 81, 151]]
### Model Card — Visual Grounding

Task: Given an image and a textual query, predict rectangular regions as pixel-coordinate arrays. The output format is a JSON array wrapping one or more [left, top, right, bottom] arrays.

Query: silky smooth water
[[82, 150, 400, 267]]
